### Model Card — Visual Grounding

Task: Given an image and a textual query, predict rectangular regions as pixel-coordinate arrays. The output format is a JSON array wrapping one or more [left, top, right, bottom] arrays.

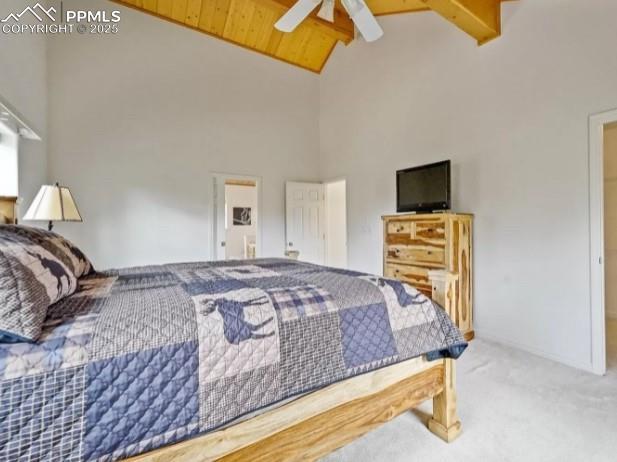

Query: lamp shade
[[23, 184, 83, 223]]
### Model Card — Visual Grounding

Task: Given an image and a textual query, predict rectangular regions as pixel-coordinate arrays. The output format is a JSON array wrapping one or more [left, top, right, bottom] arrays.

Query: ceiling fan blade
[[341, 0, 383, 42], [317, 0, 335, 22], [275, 0, 323, 33]]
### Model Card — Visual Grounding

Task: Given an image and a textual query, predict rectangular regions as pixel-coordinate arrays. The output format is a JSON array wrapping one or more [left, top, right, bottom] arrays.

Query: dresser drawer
[[386, 244, 445, 266], [414, 220, 445, 241], [385, 218, 446, 246], [387, 220, 413, 235], [384, 263, 432, 296]]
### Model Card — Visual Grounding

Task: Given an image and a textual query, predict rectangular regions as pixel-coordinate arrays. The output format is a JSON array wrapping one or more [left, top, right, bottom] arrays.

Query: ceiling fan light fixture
[[275, 0, 383, 42]]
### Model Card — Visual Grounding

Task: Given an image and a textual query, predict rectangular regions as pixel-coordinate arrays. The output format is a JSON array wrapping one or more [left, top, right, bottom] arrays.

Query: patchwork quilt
[[0, 259, 467, 461]]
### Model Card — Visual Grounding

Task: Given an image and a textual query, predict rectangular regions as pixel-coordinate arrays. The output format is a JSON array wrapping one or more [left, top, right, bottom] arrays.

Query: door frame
[[211, 172, 262, 261], [589, 108, 617, 375], [324, 177, 348, 268]]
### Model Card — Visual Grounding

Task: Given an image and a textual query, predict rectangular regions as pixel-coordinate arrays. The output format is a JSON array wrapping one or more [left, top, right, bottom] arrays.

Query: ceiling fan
[[275, 0, 383, 42]]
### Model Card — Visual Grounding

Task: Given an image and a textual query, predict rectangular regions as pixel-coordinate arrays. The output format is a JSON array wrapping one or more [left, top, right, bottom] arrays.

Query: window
[[0, 121, 18, 197]]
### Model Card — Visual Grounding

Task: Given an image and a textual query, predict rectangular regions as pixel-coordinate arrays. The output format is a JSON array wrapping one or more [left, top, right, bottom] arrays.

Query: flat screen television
[[396, 160, 451, 213]]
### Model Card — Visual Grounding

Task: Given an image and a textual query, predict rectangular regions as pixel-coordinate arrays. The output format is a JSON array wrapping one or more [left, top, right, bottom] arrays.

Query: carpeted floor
[[323, 320, 617, 462]]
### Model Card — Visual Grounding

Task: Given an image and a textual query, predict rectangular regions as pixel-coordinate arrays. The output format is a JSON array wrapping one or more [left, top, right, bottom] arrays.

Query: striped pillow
[[0, 225, 94, 278]]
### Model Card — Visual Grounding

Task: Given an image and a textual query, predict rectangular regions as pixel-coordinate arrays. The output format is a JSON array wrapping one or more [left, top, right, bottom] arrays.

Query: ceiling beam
[[366, 0, 430, 17], [420, 0, 501, 45], [256, 0, 355, 44]]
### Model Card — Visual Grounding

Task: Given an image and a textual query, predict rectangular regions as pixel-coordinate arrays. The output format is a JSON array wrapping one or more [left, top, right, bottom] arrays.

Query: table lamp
[[23, 183, 83, 231]]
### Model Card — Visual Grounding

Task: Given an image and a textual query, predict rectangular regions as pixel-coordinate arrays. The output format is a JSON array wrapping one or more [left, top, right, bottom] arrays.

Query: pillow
[[0, 225, 94, 278], [0, 233, 77, 342]]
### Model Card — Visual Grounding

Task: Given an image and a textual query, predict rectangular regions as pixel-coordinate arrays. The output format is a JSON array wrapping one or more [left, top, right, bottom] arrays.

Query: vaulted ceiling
[[111, 0, 509, 73]]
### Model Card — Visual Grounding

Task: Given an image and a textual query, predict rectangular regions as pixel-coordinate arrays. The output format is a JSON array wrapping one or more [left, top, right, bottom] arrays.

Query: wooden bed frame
[[126, 271, 463, 462]]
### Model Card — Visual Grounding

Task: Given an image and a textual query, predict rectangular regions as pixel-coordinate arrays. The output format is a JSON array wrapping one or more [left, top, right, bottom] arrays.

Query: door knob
[[221, 241, 226, 247]]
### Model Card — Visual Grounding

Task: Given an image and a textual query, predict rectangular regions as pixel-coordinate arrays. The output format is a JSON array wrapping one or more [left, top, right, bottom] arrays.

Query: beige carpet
[[323, 321, 617, 462]]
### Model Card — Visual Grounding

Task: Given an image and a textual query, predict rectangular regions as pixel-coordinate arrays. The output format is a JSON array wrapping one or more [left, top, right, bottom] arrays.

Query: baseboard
[[473, 330, 595, 374]]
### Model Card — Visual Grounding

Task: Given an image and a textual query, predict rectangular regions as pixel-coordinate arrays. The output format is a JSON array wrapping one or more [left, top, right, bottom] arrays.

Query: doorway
[[325, 179, 348, 268], [212, 173, 261, 261], [284, 180, 347, 267], [589, 109, 617, 375], [285, 181, 325, 265], [604, 122, 617, 371]]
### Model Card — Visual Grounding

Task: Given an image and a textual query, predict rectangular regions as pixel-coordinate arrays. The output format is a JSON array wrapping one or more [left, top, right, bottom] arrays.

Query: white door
[[325, 180, 347, 268], [286, 182, 325, 264]]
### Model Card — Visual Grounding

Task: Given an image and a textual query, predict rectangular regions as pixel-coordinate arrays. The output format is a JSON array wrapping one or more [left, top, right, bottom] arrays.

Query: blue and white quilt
[[0, 259, 466, 461]]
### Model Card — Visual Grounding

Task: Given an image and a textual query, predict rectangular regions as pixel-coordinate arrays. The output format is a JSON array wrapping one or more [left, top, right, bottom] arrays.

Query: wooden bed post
[[427, 358, 461, 442]]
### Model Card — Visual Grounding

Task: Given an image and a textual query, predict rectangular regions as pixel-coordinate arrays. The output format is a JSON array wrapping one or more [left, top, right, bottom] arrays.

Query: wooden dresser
[[0, 196, 18, 224], [382, 213, 474, 340]]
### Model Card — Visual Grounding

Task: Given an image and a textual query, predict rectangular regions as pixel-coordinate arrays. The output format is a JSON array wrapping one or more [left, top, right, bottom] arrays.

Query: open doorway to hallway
[[605, 122, 617, 371], [212, 173, 261, 261]]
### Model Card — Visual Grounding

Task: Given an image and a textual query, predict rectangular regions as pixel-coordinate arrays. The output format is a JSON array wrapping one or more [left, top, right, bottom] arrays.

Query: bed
[[0, 257, 466, 461]]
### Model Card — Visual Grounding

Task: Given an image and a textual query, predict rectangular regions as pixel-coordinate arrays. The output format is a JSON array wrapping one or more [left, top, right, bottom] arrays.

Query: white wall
[[325, 179, 347, 268], [47, 0, 320, 269], [605, 123, 617, 319], [225, 184, 257, 259], [319, 0, 617, 371], [0, 0, 47, 216]]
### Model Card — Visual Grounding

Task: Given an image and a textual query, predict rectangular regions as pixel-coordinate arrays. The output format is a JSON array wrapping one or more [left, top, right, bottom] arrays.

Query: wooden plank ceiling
[[111, 0, 509, 73]]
